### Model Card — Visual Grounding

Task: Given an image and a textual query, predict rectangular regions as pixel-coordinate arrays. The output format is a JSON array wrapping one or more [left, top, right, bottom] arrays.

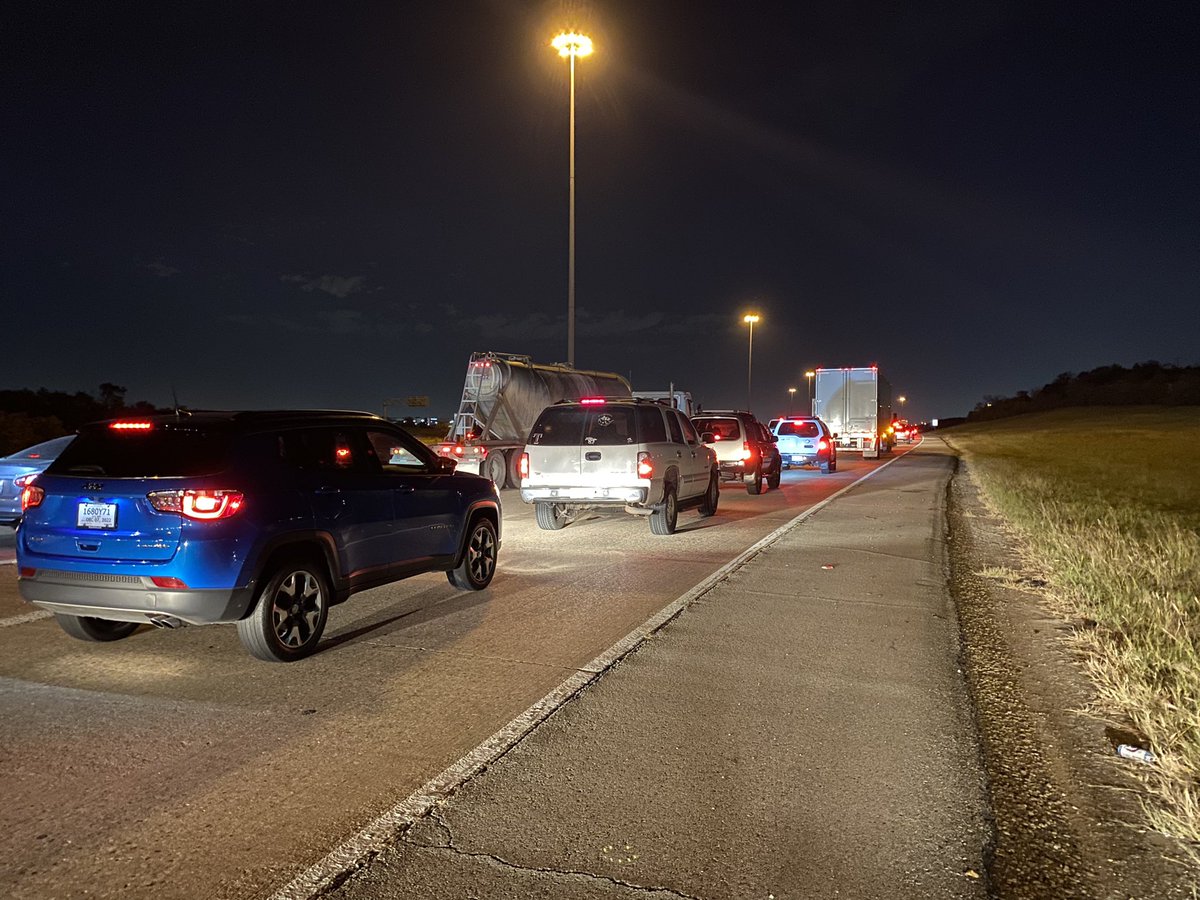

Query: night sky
[[4, 1, 1196, 422]]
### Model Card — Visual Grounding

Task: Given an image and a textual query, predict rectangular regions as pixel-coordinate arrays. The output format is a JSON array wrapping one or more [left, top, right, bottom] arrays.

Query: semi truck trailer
[[812, 366, 894, 459], [436, 351, 632, 487]]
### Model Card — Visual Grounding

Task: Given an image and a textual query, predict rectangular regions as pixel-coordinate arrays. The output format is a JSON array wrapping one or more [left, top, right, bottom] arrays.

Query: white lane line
[[270, 452, 912, 900], [0, 609, 52, 628]]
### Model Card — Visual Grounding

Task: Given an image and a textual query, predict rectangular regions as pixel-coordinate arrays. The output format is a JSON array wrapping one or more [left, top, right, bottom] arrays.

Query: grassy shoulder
[[942, 407, 1200, 853]]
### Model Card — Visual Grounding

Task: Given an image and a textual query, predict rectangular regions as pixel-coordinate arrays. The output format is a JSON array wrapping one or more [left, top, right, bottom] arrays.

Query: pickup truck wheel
[[535, 502, 568, 530], [698, 472, 719, 517], [237, 560, 329, 662], [767, 464, 781, 489], [746, 468, 764, 495], [650, 484, 679, 535], [448, 517, 498, 589], [54, 614, 140, 642], [483, 450, 506, 487]]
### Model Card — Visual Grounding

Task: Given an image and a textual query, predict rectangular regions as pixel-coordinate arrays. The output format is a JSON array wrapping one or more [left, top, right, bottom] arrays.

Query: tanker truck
[[435, 351, 632, 487]]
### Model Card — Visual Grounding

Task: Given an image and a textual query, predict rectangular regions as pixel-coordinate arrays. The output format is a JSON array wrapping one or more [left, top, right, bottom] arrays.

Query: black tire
[[54, 614, 139, 643], [650, 484, 678, 535], [448, 517, 498, 590], [483, 450, 506, 487], [829, 457, 837, 473], [746, 468, 764, 495], [698, 472, 719, 517], [236, 559, 330, 662], [535, 502, 568, 530], [767, 461, 781, 490], [820, 460, 832, 474], [505, 449, 523, 489]]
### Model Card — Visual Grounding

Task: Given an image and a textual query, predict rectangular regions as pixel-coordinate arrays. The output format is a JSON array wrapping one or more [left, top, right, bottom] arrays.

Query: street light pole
[[552, 32, 593, 368], [788, 387, 796, 415], [805, 370, 815, 415], [743, 314, 760, 411]]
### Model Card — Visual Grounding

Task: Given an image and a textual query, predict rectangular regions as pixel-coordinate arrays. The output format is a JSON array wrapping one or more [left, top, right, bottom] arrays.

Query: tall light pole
[[805, 370, 815, 414], [552, 31, 593, 368], [788, 387, 796, 415], [898, 395, 907, 417], [743, 314, 760, 411]]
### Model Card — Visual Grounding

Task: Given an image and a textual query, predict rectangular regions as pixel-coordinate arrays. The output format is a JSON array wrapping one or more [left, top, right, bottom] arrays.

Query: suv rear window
[[48, 427, 234, 477], [777, 421, 820, 438], [693, 417, 741, 441], [530, 406, 638, 446]]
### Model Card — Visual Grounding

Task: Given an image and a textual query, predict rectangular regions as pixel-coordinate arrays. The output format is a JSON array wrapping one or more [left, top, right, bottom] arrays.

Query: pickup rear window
[[529, 406, 639, 446]]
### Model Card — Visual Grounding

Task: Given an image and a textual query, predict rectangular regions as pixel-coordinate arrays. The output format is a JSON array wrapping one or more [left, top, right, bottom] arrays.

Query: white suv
[[519, 398, 719, 534]]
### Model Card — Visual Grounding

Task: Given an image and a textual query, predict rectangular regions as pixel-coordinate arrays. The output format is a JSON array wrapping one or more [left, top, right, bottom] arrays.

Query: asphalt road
[[0, 453, 911, 899]]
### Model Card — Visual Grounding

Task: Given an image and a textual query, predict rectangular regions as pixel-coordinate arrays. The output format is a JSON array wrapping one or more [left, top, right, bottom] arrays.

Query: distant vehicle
[[17, 411, 501, 662], [520, 397, 718, 534], [772, 417, 837, 473], [892, 419, 915, 443], [632, 389, 696, 417], [0, 435, 75, 526], [691, 410, 782, 494], [812, 367, 894, 458], [436, 351, 632, 488]]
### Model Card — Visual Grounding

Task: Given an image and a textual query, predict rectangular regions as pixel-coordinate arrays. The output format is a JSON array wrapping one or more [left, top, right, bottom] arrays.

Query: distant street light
[[743, 314, 760, 411], [551, 31, 593, 368], [788, 387, 797, 415], [898, 395, 907, 415], [805, 370, 815, 414]]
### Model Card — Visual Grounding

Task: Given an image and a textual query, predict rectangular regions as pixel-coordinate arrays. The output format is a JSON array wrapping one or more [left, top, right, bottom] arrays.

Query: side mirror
[[435, 456, 458, 473], [701, 432, 715, 444], [769, 434, 778, 443], [832, 433, 840, 440]]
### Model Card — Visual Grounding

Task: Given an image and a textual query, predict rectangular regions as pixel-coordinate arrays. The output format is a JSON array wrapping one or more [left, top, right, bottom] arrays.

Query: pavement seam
[[269, 450, 912, 900], [400, 810, 704, 900]]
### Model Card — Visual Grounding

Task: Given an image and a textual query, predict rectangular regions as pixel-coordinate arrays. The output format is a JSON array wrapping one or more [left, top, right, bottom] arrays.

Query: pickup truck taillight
[[518, 452, 529, 479]]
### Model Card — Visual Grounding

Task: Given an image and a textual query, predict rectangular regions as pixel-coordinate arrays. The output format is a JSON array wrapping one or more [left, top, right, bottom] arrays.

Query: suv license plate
[[77, 502, 117, 529]]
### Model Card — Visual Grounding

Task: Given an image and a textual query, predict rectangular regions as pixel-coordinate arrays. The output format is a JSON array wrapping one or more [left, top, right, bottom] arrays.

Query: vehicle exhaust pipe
[[146, 613, 184, 629]]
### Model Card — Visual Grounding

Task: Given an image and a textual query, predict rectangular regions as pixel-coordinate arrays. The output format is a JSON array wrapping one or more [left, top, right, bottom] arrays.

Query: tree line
[[966, 361, 1200, 423], [0, 384, 163, 456]]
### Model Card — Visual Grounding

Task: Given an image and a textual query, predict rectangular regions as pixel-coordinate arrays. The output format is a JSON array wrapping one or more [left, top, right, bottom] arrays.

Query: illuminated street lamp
[[743, 314, 760, 411], [805, 370, 815, 414], [788, 386, 797, 415], [551, 31, 593, 368], [898, 395, 907, 415]]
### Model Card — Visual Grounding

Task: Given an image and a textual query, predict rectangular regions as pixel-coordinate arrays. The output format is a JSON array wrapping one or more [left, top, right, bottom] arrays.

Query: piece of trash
[[1116, 744, 1156, 765], [821, 564, 835, 570], [964, 869, 980, 879]]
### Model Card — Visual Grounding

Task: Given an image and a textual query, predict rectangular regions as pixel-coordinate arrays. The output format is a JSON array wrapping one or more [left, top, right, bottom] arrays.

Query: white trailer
[[812, 367, 894, 458], [436, 351, 632, 487]]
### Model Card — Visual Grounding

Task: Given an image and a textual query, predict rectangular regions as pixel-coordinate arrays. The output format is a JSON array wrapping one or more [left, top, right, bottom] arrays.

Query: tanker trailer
[[435, 351, 632, 487]]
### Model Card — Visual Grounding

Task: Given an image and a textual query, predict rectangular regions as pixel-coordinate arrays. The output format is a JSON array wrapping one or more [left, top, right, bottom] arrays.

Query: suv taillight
[[148, 489, 245, 520], [637, 451, 654, 478], [739, 441, 754, 461], [20, 483, 44, 512], [519, 452, 529, 479], [817, 439, 828, 451]]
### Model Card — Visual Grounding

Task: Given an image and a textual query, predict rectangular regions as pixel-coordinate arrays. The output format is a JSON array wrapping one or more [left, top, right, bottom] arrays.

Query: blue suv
[[16, 411, 501, 662]]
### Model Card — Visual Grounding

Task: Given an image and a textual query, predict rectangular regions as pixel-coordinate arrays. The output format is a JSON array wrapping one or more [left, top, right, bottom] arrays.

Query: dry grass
[[944, 407, 1200, 853]]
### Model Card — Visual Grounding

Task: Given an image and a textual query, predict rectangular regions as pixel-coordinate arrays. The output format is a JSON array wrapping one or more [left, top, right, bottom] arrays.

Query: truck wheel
[[483, 451, 506, 487], [820, 460, 832, 474], [650, 484, 678, 535], [54, 614, 140, 642], [236, 559, 329, 662], [535, 502, 568, 530], [746, 468, 764, 495], [767, 464, 781, 490], [448, 517, 498, 590], [699, 472, 719, 517], [505, 449, 523, 489]]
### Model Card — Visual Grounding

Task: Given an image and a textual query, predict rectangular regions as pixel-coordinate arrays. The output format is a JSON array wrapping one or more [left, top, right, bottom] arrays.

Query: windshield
[[49, 427, 234, 477], [529, 406, 638, 446], [777, 421, 820, 438], [692, 418, 741, 441]]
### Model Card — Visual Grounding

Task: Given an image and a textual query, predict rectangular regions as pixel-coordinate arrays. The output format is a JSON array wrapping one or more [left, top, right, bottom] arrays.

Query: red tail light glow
[[637, 451, 654, 478], [519, 452, 529, 479], [580, 397, 606, 405], [150, 576, 189, 590], [453, 444, 465, 457], [817, 439, 828, 450], [109, 421, 154, 431], [19, 567, 36, 578], [148, 489, 245, 520], [739, 442, 754, 461], [21, 484, 44, 511]]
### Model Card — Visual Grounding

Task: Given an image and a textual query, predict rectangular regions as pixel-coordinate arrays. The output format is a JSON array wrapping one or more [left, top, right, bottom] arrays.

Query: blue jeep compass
[[16, 410, 501, 661]]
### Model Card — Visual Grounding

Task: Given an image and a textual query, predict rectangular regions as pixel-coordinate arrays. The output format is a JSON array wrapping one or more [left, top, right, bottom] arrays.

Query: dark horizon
[[4, 1, 1196, 422]]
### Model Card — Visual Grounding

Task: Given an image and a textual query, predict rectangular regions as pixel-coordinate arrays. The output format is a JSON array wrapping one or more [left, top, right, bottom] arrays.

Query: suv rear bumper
[[19, 569, 255, 625], [521, 485, 648, 505]]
